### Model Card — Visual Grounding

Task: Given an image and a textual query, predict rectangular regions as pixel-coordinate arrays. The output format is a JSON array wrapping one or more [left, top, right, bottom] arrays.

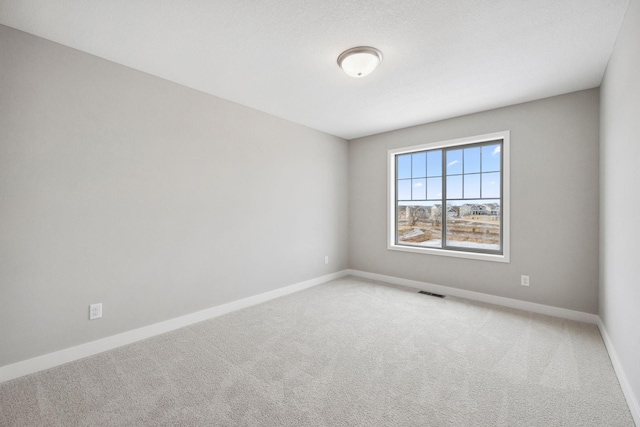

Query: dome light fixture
[[337, 46, 383, 78]]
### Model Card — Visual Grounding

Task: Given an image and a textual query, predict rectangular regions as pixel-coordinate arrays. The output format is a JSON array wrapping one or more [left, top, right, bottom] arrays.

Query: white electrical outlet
[[521, 275, 530, 287], [325, 256, 329, 265], [89, 303, 102, 320]]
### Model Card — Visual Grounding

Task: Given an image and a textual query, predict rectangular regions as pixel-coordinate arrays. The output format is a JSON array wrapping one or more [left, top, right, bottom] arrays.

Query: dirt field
[[398, 217, 499, 245]]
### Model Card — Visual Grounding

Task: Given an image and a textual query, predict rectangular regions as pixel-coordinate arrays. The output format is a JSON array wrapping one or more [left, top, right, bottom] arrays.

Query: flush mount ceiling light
[[337, 46, 383, 78]]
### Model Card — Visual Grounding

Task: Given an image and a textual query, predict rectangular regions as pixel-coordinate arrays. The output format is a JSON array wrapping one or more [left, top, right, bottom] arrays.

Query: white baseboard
[[346, 269, 599, 324], [597, 318, 640, 426], [0, 270, 349, 384]]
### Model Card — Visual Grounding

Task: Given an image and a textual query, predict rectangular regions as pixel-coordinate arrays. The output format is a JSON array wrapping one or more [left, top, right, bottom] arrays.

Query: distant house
[[485, 203, 500, 217], [460, 204, 485, 216], [460, 203, 500, 217]]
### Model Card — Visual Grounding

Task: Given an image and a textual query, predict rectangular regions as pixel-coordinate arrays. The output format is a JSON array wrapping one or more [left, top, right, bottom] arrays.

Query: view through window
[[389, 132, 509, 260]]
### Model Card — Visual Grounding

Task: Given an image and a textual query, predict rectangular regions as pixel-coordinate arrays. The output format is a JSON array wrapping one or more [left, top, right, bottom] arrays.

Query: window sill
[[388, 243, 510, 263]]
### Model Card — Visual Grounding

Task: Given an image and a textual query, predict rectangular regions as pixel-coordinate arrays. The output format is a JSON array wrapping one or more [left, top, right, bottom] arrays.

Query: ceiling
[[0, 1, 629, 140]]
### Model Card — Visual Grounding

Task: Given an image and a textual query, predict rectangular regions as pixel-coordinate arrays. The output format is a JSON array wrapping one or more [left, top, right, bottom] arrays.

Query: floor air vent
[[418, 290, 445, 298]]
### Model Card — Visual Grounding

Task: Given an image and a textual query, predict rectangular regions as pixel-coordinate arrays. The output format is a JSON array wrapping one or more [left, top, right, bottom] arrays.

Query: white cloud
[[413, 182, 423, 187], [492, 146, 501, 156], [447, 160, 459, 167]]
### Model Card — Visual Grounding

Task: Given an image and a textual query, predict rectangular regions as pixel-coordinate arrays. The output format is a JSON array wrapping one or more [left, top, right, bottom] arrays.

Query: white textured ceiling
[[0, 1, 629, 139]]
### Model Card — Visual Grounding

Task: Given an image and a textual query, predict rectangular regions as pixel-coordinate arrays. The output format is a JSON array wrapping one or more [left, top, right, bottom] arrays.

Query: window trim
[[387, 131, 510, 263]]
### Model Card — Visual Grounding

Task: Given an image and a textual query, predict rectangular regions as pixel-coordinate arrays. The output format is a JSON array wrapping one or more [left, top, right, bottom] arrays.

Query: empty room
[[1, 1, 639, 426]]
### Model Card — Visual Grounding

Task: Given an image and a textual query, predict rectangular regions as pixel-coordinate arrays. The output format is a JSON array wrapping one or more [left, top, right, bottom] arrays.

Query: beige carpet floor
[[0, 276, 634, 426]]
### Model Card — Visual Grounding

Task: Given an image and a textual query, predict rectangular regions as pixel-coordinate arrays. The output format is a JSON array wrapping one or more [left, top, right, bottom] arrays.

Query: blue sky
[[397, 143, 501, 202]]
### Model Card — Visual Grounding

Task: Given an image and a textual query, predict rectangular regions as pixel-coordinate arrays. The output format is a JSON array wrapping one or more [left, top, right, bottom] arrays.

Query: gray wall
[[349, 89, 600, 313], [600, 0, 640, 412], [0, 25, 348, 367]]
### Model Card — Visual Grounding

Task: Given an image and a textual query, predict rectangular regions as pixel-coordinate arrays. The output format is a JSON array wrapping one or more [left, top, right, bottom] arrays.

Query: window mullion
[[395, 156, 400, 246], [480, 146, 483, 199], [441, 148, 447, 249]]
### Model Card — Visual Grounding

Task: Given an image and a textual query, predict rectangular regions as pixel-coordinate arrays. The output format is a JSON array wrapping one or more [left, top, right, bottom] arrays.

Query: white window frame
[[387, 131, 510, 263]]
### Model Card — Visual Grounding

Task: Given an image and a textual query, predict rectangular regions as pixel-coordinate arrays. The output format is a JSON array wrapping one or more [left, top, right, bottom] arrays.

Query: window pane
[[482, 144, 501, 172], [427, 150, 442, 177], [447, 175, 462, 199], [398, 179, 411, 200], [412, 152, 426, 178], [397, 154, 411, 179], [446, 199, 501, 251], [412, 178, 426, 200], [464, 147, 481, 173], [464, 174, 480, 199], [446, 149, 463, 175], [426, 177, 442, 200], [396, 203, 442, 248], [481, 172, 501, 198]]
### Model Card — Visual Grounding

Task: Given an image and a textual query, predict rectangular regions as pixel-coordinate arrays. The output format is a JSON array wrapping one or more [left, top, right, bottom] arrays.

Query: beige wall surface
[[349, 89, 600, 313], [600, 0, 640, 414], [0, 25, 349, 367]]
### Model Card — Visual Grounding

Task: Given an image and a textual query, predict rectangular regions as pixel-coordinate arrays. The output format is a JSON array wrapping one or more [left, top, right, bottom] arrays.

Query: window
[[388, 131, 509, 262]]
